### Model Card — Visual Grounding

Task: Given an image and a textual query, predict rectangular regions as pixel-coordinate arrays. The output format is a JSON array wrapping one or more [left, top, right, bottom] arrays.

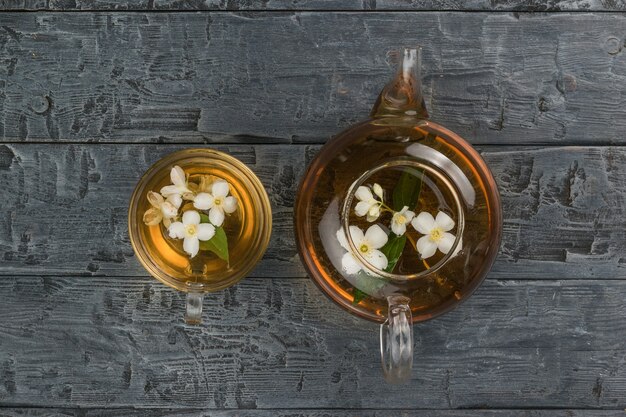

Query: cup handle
[[184, 292, 204, 325], [380, 295, 413, 383]]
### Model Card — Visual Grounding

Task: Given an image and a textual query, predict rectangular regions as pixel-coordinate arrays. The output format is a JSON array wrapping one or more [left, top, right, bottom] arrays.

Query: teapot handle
[[380, 295, 413, 383], [184, 292, 204, 325]]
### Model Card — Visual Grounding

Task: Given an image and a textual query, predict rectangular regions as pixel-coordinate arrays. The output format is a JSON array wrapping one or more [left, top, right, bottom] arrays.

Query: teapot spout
[[371, 47, 429, 120]]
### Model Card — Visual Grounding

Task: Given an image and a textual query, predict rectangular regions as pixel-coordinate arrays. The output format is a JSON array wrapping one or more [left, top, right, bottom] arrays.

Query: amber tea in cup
[[128, 149, 272, 324]]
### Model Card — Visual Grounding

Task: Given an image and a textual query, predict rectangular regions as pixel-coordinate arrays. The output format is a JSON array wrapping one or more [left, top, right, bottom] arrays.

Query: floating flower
[[160, 165, 194, 201], [354, 184, 383, 222], [192, 179, 238, 227], [372, 183, 384, 200], [391, 206, 415, 236], [168, 210, 216, 258], [411, 211, 457, 259], [143, 191, 181, 228], [336, 224, 388, 275]]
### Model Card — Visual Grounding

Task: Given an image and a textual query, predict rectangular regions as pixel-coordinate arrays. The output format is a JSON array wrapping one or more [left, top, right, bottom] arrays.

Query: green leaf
[[199, 226, 229, 262], [352, 288, 367, 305], [383, 168, 424, 274], [198, 214, 229, 263], [380, 234, 407, 273], [392, 168, 423, 212]]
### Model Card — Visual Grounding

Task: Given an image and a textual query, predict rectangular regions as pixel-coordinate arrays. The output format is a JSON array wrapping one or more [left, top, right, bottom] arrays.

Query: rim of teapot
[[339, 158, 465, 282]]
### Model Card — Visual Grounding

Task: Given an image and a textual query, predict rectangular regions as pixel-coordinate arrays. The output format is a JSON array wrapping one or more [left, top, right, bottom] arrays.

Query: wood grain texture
[[0, 13, 624, 145], [1, 0, 625, 11], [1, 410, 625, 417], [0, 276, 625, 409], [1, 144, 625, 279]]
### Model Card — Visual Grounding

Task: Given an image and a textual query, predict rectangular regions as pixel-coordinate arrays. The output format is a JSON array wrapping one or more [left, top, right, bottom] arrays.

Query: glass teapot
[[294, 47, 502, 383]]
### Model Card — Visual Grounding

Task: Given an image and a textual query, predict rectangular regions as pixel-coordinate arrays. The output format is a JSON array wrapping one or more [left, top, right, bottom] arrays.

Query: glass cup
[[128, 148, 272, 324]]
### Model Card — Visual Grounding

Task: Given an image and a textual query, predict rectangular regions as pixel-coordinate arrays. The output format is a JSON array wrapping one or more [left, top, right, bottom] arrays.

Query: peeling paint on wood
[[0, 4, 624, 414], [0, 13, 624, 144], [0, 410, 625, 416], [0, 277, 625, 408], [1, 0, 625, 11]]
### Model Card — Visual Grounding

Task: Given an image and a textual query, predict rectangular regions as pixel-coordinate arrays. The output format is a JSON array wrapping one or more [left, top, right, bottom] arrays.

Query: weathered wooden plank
[[1, 0, 624, 11], [0, 409, 624, 417], [0, 277, 625, 408], [1, 144, 625, 279], [0, 13, 624, 145]]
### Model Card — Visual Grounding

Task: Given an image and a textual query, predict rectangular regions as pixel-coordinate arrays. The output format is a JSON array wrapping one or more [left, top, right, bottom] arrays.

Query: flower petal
[[161, 201, 178, 219], [160, 185, 180, 198], [222, 196, 238, 214], [355, 186, 373, 202], [412, 212, 435, 234], [372, 183, 384, 200], [366, 249, 388, 271], [168, 221, 185, 239], [183, 236, 200, 258], [368, 205, 380, 218], [197, 175, 211, 192], [171, 165, 186, 187], [364, 224, 388, 249], [438, 232, 456, 254], [435, 211, 455, 232], [336, 228, 349, 250], [209, 207, 225, 227], [193, 192, 214, 210], [341, 253, 361, 275], [416, 235, 437, 259], [404, 209, 415, 222], [354, 201, 372, 217], [143, 208, 162, 226], [212, 180, 230, 198], [166, 194, 182, 209], [182, 191, 196, 201], [366, 211, 381, 222], [391, 221, 406, 236], [147, 191, 164, 208], [196, 223, 216, 241], [348, 225, 365, 246], [182, 210, 201, 226]]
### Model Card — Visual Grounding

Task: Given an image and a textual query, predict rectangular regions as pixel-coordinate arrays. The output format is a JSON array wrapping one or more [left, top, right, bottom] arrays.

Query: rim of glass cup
[[340, 159, 465, 281], [128, 148, 272, 293]]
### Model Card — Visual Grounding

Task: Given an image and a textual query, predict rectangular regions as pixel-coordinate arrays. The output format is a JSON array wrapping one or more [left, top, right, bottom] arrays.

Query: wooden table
[[0, 1, 625, 415]]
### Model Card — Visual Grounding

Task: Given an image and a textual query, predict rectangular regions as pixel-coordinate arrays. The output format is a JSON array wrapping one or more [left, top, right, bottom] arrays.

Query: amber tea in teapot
[[294, 47, 502, 383]]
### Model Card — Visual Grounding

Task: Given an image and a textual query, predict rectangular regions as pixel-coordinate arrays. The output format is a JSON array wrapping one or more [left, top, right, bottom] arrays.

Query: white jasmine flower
[[160, 165, 194, 201], [143, 191, 181, 228], [168, 210, 216, 258], [372, 183, 384, 200], [411, 211, 457, 259], [354, 185, 383, 222], [336, 224, 389, 275], [192, 179, 238, 227], [391, 206, 415, 236]]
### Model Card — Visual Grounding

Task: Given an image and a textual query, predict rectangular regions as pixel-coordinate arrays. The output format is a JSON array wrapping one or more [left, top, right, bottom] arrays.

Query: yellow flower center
[[396, 214, 406, 225], [185, 224, 197, 236], [429, 227, 443, 242], [214, 198, 222, 206], [359, 244, 370, 254]]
